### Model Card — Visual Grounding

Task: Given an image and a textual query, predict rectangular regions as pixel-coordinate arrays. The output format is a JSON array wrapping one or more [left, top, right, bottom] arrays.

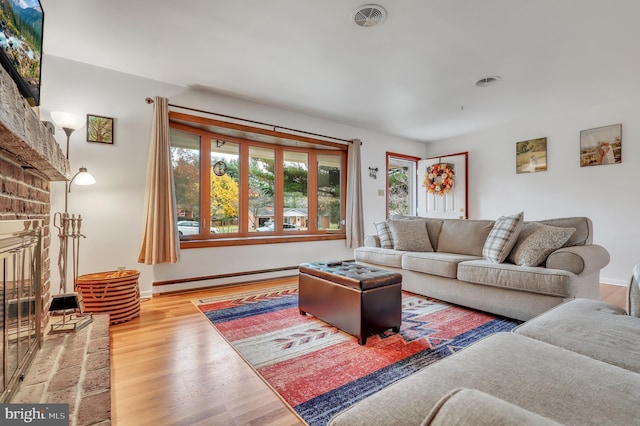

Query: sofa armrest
[[545, 244, 610, 275], [364, 234, 381, 247]]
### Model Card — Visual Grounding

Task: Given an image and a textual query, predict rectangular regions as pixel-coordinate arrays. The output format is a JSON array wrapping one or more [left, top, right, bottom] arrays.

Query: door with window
[[417, 152, 468, 219], [386, 153, 419, 217]]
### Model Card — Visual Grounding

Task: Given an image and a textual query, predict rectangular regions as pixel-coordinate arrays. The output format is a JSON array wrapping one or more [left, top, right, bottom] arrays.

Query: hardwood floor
[[110, 277, 304, 426], [110, 280, 628, 426]]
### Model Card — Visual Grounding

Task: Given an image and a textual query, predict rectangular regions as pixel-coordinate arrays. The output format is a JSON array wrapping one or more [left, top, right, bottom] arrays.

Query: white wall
[[40, 56, 425, 297], [426, 96, 640, 286]]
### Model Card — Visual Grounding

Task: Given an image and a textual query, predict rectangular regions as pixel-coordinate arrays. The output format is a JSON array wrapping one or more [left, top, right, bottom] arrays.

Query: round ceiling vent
[[474, 76, 501, 87], [352, 5, 387, 27]]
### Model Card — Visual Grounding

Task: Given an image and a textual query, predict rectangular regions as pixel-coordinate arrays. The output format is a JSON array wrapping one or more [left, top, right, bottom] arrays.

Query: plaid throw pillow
[[374, 221, 394, 249], [482, 212, 524, 263]]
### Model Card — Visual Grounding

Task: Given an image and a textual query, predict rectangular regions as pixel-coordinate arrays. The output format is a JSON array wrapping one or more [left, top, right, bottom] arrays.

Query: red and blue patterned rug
[[194, 283, 521, 425]]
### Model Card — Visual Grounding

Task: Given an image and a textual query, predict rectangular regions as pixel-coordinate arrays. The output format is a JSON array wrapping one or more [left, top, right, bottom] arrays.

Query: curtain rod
[[145, 97, 354, 144]]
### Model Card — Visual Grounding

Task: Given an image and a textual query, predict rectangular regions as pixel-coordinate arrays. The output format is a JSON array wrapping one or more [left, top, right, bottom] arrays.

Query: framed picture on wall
[[516, 137, 547, 174], [580, 123, 621, 167], [86, 114, 114, 144]]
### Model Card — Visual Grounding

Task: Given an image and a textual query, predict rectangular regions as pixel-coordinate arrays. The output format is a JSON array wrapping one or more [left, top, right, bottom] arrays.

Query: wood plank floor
[[110, 280, 628, 426]]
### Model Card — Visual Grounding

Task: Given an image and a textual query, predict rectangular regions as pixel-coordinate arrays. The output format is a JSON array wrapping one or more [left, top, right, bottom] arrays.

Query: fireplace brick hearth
[[12, 314, 110, 426]]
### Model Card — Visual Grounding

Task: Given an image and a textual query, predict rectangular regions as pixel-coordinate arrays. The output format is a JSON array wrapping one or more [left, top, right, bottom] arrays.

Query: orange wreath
[[424, 163, 454, 195]]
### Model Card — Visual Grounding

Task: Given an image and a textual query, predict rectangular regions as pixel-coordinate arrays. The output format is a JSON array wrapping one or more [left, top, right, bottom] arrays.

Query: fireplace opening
[[0, 220, 42, 403]]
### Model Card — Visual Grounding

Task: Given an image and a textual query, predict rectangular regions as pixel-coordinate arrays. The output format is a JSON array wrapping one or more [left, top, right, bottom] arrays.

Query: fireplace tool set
[[50, 212, 93, 332]]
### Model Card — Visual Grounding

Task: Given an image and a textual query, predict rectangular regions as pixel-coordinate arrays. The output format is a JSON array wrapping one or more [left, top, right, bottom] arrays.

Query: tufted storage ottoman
[[299, 261, 402, 344]]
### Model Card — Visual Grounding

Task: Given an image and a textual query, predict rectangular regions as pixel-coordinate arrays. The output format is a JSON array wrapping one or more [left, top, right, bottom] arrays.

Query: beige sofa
[[355, 215, 610, 321], [329, 298, 640, 425]]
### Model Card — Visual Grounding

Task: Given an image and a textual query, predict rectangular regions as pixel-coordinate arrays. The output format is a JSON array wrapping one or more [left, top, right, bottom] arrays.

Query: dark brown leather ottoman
[[299, 262, 402, 344]]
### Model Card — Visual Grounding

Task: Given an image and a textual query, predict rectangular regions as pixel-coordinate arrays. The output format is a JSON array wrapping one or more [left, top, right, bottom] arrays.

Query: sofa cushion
[[402, 252, 482, 279], [508, 222, 575, 266], [329, 332, 640, 426], [457, 260, 574, 297], [482, 212, 524, 263], [436, 219, 494, 256], [422, 388, 561, 426], [374, 221, 393, 249], [514, 299, 640, 373], [388, 219, 434, 252], [354, 247, 404, 268]]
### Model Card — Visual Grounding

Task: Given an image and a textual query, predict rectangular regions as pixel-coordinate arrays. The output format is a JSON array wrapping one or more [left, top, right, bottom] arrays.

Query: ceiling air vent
[[352, 5, 387, 27], [474, 76, 501, 87]]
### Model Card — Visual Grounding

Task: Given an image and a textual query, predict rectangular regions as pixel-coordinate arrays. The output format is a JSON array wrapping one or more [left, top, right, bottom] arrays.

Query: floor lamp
[[49, 111, 96, 332]]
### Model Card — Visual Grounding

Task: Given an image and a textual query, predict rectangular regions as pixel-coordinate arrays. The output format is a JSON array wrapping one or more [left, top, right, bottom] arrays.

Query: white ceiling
[[40, 0, 640, 142]]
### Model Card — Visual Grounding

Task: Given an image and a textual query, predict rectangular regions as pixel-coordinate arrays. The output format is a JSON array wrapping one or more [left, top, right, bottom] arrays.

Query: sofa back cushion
[[437, 219, 495, 256], [536, 217, 592, 246]]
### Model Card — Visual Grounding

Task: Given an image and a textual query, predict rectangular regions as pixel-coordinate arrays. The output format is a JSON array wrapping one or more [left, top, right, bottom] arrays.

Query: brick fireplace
[[0, 64, 67, 400]]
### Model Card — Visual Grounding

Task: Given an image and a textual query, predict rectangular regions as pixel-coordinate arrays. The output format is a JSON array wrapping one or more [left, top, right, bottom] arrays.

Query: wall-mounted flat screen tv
[[0, 0, 43, 106]]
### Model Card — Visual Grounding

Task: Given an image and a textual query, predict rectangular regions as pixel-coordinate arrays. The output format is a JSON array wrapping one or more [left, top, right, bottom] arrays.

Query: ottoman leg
[[300, 309, 307, 315]]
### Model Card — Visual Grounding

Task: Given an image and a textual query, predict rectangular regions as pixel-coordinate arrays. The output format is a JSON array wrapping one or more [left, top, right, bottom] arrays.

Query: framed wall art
[[516, 137, 547, 174], [580, 123, 621, 167], [86, 114, 114, 144]]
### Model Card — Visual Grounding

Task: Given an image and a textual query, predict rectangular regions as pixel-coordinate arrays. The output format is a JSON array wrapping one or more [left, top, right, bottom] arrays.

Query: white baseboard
[[600, 277, 628, 287]]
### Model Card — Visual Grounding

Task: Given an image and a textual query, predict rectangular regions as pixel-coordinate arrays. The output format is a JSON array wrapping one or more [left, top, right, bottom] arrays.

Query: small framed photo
[[86, 114, 114, 144], [580, 123, 621, 167], [516, 137, 547, 174]]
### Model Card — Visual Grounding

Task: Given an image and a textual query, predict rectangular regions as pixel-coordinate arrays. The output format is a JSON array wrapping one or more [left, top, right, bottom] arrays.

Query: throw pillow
[[388, 219, 434, 252], [374, 221, 393, 249], [508, 222, 576, 267], [482, 212, 524, 263]]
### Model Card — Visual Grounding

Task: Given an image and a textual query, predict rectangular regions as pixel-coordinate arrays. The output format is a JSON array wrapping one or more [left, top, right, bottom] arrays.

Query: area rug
[[193, 284, 521, 425]]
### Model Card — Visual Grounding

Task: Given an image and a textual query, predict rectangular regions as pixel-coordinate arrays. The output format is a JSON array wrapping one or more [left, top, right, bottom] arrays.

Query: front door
[[417, 152, 468, 219]]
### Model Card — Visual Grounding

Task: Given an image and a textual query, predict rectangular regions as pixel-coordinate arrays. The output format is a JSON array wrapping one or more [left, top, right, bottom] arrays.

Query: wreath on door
[[424, 163, 454, 196]]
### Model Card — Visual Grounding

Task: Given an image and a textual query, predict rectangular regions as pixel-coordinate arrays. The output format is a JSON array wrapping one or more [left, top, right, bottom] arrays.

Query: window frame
[[169, 112, 348, 248]]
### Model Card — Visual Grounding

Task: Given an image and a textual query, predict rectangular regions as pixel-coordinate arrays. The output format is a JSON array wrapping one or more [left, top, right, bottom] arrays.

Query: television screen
[[0, 0, 43, 106]]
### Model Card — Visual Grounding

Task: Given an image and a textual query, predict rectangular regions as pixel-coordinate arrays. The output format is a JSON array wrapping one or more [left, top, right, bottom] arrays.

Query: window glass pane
[[249, 146, 275, 233], [283, 151, 308, 231], [317, 154, 342, 230], [388, 158, 413, 216], [170, 128, 201, 239], [211, 140, 239, 234]]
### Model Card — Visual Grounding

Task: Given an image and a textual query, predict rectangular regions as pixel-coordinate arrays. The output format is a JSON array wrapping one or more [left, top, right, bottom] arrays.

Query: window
[[169, 113, 347, 247], [386, 152, 419, 217]]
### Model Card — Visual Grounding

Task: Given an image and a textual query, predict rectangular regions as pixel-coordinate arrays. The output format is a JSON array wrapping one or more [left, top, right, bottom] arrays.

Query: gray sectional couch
[[355, 215, 610, 321], [329, 298, 640, 425]]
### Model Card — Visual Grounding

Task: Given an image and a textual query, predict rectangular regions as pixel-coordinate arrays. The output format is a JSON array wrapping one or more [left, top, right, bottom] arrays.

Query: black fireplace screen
[[0, 220, 42, 402]]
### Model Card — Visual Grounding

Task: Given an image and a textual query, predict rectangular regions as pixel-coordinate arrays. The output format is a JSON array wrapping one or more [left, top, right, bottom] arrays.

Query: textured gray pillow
[[508, 222, 576, 266], [388, 219, 433, 252], [482, 212, 524, 263], [374, 221, 393, 249]]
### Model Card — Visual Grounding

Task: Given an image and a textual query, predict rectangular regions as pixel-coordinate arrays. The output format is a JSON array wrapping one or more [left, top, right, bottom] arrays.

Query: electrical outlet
[[117, 265, 126, 271], [378, 189, 384, 196]]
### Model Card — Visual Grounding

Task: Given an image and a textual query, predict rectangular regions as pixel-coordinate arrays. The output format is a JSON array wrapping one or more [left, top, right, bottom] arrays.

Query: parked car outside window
[[257, 222, 299, 232], [177, 221, 219, 236]]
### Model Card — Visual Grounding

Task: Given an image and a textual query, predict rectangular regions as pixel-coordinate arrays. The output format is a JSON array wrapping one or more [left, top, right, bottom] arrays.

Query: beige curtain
[[138, 96, 180, 264], [346, 138, 364, 248]]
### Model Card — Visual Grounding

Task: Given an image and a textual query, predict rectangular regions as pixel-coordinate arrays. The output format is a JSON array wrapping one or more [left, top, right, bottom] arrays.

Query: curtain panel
[[346, 139, 364, 248], [138, 96, 180, 264]]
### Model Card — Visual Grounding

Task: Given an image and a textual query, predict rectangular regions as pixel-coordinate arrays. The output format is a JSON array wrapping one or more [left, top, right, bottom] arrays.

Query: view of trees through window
[[169, 122, 346, 243], [387, 154, 418, 217]]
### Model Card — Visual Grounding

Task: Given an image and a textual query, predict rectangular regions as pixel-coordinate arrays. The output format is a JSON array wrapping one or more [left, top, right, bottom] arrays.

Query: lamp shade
[[71, 167, 96, 186], [50, 111, 85, 131]]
